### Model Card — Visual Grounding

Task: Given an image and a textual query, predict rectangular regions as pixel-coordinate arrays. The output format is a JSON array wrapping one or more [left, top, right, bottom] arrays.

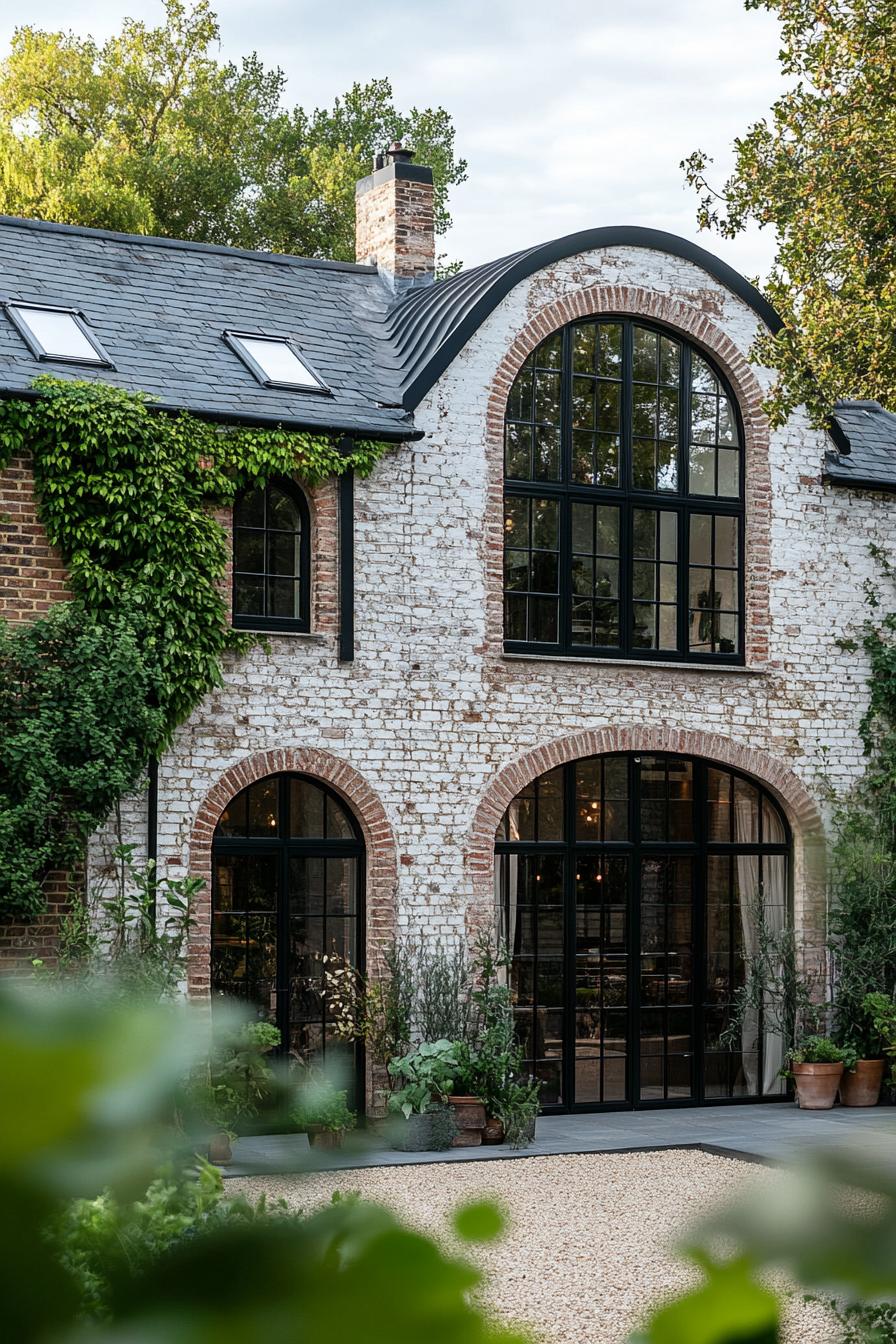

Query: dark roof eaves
[[0, 384, 422, 443], [0, 214, 379, 276], [399, 226, 783, 409]]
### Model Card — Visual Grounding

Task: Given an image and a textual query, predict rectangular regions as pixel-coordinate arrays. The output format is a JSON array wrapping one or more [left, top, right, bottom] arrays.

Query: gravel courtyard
[[232, 1149, 835, 1343]]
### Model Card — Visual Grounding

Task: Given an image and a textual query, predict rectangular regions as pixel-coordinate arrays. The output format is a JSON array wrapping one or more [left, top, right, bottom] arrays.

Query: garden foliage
[[0, 0, 467, 261], [1, 982, 523, 1343], [0, 376, 389, 920], [683, 0, 896, 425]]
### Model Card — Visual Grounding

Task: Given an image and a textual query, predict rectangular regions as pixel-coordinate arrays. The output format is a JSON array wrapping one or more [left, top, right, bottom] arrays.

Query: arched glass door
[[494, 753, 790, 1111], [211, 773, 364, 1091]]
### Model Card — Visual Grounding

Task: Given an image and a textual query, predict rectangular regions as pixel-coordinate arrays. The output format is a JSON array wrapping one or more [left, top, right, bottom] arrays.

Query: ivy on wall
[[0, 376, 389, 921]]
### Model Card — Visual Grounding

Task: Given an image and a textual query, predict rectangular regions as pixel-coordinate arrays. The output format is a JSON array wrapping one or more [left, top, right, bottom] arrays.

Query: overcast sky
[[0, 0, 784, 280]]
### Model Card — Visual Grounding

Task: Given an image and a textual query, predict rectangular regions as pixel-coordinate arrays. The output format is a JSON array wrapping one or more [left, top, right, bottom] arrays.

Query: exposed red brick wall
[[0, 451, 70, 621], [0, 869, 73, 975], [481, 285, 774, 668], [355, 168, 435, 281]]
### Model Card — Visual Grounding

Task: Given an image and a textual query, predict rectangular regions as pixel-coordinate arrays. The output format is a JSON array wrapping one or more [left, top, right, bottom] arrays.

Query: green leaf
[[452, 1199, 506, 1244]]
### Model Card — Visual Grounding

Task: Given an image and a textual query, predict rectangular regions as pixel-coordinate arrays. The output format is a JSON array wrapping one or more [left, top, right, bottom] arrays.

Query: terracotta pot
[[839, 1058, 885, 1107], [448, 1095, 486, 1147], [482, 1116, 505, 1145], [793, 1061, 844, 1110], [208, 1131, 233, 1165]]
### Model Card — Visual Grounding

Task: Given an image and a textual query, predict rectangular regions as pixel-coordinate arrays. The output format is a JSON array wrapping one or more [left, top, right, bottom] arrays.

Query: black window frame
[[211, 771, 366, 1105], [503, 317, 746, 665], [232, 477, 312, 633], [224, 329, 331, 395], [5, 301, 114, 368], [494, 752, 792, 1113]]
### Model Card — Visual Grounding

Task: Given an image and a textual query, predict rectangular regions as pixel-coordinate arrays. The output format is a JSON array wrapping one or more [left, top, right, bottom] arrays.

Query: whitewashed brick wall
[[94, 244, 896, 959]]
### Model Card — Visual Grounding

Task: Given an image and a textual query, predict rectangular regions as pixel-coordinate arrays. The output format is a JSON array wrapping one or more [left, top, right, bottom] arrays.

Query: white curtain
[[735, 798, 786, 1094]]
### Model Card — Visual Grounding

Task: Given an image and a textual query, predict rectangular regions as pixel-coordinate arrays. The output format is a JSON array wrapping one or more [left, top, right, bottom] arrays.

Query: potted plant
[[843, 992, 896, 1106], [496, 1076, 541, 1149], [181, 1020, 282, 1164], [787, 1037, 856, 1109], [386, 1039, 459, 1151], [291, 1076, 357, 1149]]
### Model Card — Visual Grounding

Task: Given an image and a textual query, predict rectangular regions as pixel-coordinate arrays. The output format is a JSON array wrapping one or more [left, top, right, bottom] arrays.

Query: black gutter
[[0, 384, 423, 443], [823, 472, 896, 494]]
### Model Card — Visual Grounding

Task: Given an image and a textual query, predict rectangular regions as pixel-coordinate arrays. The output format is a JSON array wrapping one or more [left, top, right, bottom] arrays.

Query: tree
[[0, 0, 466, 262], [682, 0, 896, 426]]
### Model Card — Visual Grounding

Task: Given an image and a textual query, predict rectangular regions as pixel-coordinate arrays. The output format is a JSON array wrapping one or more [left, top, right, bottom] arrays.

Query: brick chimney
[[355, 142, 435, 289]]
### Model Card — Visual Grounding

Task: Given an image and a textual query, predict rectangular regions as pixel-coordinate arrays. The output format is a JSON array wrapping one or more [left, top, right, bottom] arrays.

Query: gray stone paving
[[221, 1102, 896, 1178]]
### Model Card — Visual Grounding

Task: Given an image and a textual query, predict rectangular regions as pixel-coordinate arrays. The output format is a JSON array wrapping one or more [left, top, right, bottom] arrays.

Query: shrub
[[291, 1077, 357, 1134], [788, 1036, 856, 1068], [387, 1040, 459, 1118]]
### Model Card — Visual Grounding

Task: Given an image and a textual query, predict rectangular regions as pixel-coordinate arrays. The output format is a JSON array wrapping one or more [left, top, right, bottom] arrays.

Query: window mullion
[[621, 323, 634, 656]]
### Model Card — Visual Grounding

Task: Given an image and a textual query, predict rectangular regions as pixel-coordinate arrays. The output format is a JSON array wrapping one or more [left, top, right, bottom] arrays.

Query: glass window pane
[[235, 529, 264, 573], [290, 779, 325, 836], [633, 326, 658, 381], [247, 778, 279, 836], [11, 306, 104, 361], [236, 486, 265, 528], [236, 336, 322, 388], [717, 449, 740, 497], [599, 323, 623, 376], [268, 487, 301, 530]]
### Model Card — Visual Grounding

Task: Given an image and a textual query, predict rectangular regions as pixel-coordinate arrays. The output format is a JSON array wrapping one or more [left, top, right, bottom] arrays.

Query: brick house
[[1, 144, 894, 1114]]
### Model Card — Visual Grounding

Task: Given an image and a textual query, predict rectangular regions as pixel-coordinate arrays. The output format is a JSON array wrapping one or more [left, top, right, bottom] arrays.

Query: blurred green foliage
[[632, 1146, 896, 1343], [2, 982, 526, 1344]]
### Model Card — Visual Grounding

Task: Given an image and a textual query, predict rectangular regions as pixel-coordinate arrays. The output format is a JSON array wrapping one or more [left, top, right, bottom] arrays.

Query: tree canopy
[[683, 0, 896, 425], [0, 0, 466, 262]]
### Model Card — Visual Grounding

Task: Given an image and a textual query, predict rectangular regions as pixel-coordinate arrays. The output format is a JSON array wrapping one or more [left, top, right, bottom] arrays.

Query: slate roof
[[826, 401, 896, 492], [3, 213, 895, 492], [0, 215, 419, 441]]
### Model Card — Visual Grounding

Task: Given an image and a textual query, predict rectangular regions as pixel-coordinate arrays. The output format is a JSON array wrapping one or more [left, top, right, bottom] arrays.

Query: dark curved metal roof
[[388, 226, 782, 410]]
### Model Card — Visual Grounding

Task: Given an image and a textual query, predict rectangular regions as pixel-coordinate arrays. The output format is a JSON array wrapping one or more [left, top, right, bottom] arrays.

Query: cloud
[[0, 0, 784, 279]]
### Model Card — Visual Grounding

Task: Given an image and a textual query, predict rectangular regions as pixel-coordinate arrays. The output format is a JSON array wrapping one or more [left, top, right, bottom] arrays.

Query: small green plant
[[863, 992, 896, 1087], [387, 1040, 459, 1119], [722, 889, 827, 1060], [496, 1077, 541, 1149], [787, 1036, 857, 1069], [290, 1076, 356, 1135], [182, 1020, 282, 1138]]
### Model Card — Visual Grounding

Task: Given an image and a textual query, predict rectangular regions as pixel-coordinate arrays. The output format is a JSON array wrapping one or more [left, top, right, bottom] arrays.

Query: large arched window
[[211, 773, 364, 1090], [233, 479, 310, 631], [503, 319, 744, 662], [494, 754, 789, 1111]]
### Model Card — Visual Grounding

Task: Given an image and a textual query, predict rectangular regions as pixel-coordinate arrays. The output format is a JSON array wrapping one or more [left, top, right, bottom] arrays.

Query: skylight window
[[6, 303, 112, 366], [224, 331, 329, 394]]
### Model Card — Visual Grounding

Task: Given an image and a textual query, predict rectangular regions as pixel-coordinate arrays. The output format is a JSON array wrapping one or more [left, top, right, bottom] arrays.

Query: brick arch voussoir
[[186, 747, 398, 1000], [482, 282, 773, 665]]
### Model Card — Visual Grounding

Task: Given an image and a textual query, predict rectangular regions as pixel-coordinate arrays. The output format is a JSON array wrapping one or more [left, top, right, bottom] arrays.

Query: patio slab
[[221, 1101, 896, 1177]]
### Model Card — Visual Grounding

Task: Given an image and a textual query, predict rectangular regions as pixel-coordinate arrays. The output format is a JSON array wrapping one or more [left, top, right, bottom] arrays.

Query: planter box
[[448, 1095, 486, 1147], [840, 1058, 885, 1107], [390, 1107, 456, 1152], [793, 1061, 844, 1110], [308, 1127, 344, 1149]]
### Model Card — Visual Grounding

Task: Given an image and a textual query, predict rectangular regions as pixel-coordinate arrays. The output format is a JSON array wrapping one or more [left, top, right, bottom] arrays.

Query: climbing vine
[[0, 376, 390, 921], [829, 544, 896, 1052]]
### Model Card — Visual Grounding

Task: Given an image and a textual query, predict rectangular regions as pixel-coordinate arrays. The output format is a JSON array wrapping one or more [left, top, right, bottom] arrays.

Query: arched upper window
[[503, 319, 744, 662], [232, 479, 310, 632]]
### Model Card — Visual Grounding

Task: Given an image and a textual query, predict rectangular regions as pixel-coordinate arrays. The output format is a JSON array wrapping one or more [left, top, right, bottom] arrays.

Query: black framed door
[[210, 773, 365, 1101], [494, 752, 791, 1112]]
